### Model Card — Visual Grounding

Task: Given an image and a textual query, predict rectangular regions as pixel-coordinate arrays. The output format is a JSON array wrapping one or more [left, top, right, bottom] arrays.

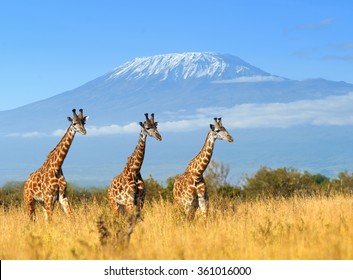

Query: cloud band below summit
[[8, 92, 353, 137]]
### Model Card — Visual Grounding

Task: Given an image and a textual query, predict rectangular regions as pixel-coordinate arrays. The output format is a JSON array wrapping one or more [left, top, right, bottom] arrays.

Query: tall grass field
[[1, 195, 353, 260]]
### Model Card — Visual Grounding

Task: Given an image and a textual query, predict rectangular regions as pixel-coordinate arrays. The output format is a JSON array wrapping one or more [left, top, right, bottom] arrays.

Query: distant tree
[[331, 171, 353, 194], [165, 176, 176, 199], [308, 172, 330, 185], [145, 176, 172, 201], [66, 183, 107, 206], [204, 160, 230, 193], [204, 160, 241, 198], [0, 181, 25, 207], [242, 167, 331, 198], [216, 183, 242, 199]]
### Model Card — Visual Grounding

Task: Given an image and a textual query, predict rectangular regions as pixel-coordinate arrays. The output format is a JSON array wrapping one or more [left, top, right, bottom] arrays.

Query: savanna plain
[[1, 189, 353, 260]]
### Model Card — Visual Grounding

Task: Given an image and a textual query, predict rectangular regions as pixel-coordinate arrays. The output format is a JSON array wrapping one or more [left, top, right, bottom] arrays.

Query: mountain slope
[[106, 52, 271, 81], [1, 52, 353, 134]]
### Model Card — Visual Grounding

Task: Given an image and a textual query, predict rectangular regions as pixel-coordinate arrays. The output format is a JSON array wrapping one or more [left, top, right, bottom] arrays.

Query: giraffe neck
[[44, 125, 76, 171], [126, 131, 147, 173], [185, 131, 215, 178]]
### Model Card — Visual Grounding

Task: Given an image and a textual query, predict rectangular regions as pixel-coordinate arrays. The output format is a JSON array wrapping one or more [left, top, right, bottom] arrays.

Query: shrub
[[0, 181, 24, 207], [242, 167, 332, 199]]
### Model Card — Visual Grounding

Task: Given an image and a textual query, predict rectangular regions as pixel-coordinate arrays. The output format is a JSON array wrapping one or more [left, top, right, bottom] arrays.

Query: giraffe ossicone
[[24, 108, 88, 221], [173, 117, 233, 219]]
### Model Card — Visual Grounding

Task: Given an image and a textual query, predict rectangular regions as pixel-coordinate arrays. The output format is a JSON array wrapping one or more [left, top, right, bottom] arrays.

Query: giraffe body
[[108, 145, 146, 218], [24, 109, 88, 221], [173, 118, 233, 219], [108, 113, 161, 220]]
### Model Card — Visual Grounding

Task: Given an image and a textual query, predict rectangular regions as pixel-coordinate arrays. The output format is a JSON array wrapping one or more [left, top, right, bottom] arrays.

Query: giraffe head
[[139, 113, 162, 141], [210, 117, 234, 142], [67, 109, 89, 135]]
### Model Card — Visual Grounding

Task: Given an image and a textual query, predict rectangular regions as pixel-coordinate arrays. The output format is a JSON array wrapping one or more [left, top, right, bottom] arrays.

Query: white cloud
[[7, 92, 353, 138], [6, 123, 140, 138], [6, 131, 48, 138], [53, 122, 140, 137], [161, 119, 208, 132], [52, 129, 66, 137], [196, 92, 353, 128], [212, 75, 285, 84], [159, 92, 353, 130], [86, 123, 139, 136]]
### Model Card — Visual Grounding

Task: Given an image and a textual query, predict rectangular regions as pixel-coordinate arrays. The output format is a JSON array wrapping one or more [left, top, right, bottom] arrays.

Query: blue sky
[[1, 0, 353, 110]]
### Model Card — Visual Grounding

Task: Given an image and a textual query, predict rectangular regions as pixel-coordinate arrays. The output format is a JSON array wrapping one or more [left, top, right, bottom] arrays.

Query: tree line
[[1, 160, 353, 209]]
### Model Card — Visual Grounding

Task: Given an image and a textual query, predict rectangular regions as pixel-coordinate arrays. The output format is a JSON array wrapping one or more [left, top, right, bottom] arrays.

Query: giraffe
[[173, 118, 233, 219], [107, 113, 162, 221], [24, 109, 88, 221]]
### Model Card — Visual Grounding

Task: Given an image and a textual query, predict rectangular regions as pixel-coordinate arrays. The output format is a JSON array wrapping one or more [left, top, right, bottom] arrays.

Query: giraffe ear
[[210, 124, 215, 131], [154, 122, 159, 127], [83, 116, 89, 123], [139, 122, 144, 127], [67, 117, 73, 122]]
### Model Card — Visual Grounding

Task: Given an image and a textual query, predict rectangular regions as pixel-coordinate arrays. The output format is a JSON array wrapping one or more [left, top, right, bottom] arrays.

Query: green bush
[[66, 183, 107, 206], [242, 167, 331, 198], [0, 181, 24, 208], [144, 175, 173, 202], [330, 171, 353, 195]]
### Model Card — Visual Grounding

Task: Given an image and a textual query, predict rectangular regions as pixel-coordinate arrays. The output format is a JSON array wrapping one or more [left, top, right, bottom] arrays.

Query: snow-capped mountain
[[106, 52, 272, 81], [2, 52, 353, 186], [1, 52, 353, 133], [1, 51, 353, 130]]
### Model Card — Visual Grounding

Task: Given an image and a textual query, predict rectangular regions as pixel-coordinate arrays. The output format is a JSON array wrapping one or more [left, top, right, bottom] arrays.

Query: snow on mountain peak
[[107, 52, 271, 81]]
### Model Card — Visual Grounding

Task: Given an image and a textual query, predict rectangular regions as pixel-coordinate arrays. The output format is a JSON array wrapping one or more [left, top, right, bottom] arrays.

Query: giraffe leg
[[59, 192, 72, 217], [109, 197, 120, 216], [185, 202, 197, 220], [24, 183, 36, 221], [58, 176, 72, 217], [42, 207, 49, 222], [125, 196, 138, 240], [43, 196, 54, 222], [25, 197, 36, 222], [135, 190, 144, 221], [108, 186, 121, 216], [125, 196, 136, 218], [135, 176, 145, 221], [196, 182, 209, 219]]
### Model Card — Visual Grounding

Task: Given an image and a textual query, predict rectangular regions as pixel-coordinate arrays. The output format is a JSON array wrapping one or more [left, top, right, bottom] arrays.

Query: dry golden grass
[[1, 195, 353, 260]]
